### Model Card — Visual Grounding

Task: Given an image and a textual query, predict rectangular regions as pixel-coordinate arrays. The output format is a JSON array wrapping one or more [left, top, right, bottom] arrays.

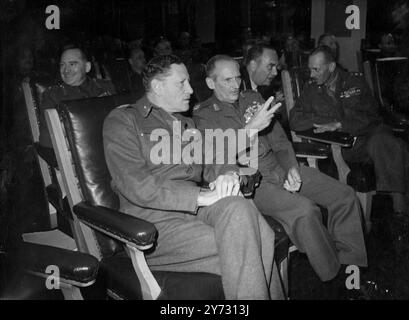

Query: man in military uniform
[[39, 46, 116, 149], [193, 54, 367, 284], [290, 46, 409, 214], [103, 54, 283, 300]]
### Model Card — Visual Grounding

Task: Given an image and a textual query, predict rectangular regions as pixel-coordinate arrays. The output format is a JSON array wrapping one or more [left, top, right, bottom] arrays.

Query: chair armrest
[[294, 129, 355, 147], [293, 142, 330, 159], [17, 242, 99, 286], [73, 201, 157, 248]]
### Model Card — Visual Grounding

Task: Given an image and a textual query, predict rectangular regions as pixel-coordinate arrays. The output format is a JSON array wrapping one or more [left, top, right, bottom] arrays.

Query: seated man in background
[[39, 45, 116, 149], [128, 46, 146, 99], [290, 46, 409, 214], [103, 54, 283, 300], [193, 54, 368, 291], [240, 44, 285, 124]]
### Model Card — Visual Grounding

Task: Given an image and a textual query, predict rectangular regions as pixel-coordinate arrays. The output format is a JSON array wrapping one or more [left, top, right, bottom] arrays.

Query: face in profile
[[251, 48, 278, 87], [207, 60, 241, 104], [59, 49, 91, 86], [308, 52, 335, 86], [158, 63, 193, 113]]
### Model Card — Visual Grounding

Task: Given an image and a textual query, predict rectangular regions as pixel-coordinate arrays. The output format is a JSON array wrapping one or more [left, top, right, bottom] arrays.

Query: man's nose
[[185, 81, 193, 94], [272, 66, 278, 76], [233, 78, 241, 88]]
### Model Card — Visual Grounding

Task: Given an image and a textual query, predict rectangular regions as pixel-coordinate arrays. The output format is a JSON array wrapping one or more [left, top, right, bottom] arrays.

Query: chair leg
[[127, 244, 161, 300], [60, 283, 84, 300], [331, 145, 351, 184], [356, 191, 375, 233], [306, 157, 317, 168], [280, 256, 289, 299]]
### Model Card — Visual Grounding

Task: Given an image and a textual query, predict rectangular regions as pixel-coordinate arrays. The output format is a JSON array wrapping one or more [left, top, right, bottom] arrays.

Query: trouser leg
[[298, 166, 368, 267], [144, 197, 282, 299], [197, 196, 281, 300], [145, 212, 221, 275], [254, 180, 340, 281]]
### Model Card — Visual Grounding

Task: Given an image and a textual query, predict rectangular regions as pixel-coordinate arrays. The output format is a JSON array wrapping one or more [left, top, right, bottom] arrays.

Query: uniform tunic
[[194, 91, 367, 281], [103, 95, 283, 299], [290, 68, 408, 194]]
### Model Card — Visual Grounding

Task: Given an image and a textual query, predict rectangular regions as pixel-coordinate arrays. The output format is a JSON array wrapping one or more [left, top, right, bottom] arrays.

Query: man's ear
[[328, 61, 336, 72], [85, 61, 92, 73], [205, 76, 215, 90], [150, 78, 162, 95], [248, 60, 257, 72]]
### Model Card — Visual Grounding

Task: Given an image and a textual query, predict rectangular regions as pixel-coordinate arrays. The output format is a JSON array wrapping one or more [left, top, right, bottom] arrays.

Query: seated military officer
[[193, 54, 368, 285], [103, 54, 283, 300], [289, 46, 409, 214], [39, 45, 116, 149]]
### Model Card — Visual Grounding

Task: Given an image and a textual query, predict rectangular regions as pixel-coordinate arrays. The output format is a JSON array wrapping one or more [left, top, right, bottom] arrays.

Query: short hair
[[244, 44, 276, 66], [60, 45, 89, 62], [142, 54, 183, 92], [317, 33, 335, 46], [309, 46, 336, 63], [205, 54, 238, 78]]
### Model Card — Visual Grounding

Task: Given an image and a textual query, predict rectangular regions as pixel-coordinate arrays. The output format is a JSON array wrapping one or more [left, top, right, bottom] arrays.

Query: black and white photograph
[[0, 0, 409, 307]]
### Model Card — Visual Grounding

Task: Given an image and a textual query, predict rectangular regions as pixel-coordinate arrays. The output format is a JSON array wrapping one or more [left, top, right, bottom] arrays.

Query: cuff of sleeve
[[178, 186, 201, 214]]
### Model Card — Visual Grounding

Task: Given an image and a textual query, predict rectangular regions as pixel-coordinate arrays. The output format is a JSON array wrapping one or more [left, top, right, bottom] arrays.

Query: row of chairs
[[9, 81, 292, 300], [15, 55, 406, 299]]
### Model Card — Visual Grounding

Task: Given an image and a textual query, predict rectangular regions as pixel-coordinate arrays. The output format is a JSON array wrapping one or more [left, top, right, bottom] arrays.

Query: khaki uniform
[[103, 95, 284, 299], [193, 91, 367, 281], [290, 68, 409, 194]]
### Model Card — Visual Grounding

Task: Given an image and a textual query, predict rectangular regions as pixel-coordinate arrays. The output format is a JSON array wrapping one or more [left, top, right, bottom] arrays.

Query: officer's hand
[[197, 189, 222, 207], [209, 172, 241, 199], [313, 122, 342, 133], [246, 96, 282, 134], [283, 166, 302, 193]]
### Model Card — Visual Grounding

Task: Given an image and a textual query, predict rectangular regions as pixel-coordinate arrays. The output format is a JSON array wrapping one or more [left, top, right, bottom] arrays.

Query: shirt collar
[[250, 77, 258, 91]]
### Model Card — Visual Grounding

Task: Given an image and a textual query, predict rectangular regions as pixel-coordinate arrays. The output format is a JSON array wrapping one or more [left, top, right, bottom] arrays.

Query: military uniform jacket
[[39, 77, 116, 148], [103, 95, 233, 218], [193, 91, 298, 185], [289, 68, 383, 137]]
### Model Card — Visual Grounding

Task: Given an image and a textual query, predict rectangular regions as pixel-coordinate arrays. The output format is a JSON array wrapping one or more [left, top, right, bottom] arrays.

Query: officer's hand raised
[[245, 96, 281, 136]]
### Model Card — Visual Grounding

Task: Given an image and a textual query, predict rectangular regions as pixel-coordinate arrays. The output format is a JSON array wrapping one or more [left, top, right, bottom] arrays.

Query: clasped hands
[[313, 122, 342, 133], [197, 172, 242, 207]]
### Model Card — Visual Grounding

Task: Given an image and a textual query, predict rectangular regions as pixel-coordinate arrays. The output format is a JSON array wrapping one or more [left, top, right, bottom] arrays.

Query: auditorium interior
[[1, 0, 409, 300]]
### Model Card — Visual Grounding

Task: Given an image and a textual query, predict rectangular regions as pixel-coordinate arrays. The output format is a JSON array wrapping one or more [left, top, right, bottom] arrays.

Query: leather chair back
[[58, 93, 136, 256], [374, 57, 409, 110]]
